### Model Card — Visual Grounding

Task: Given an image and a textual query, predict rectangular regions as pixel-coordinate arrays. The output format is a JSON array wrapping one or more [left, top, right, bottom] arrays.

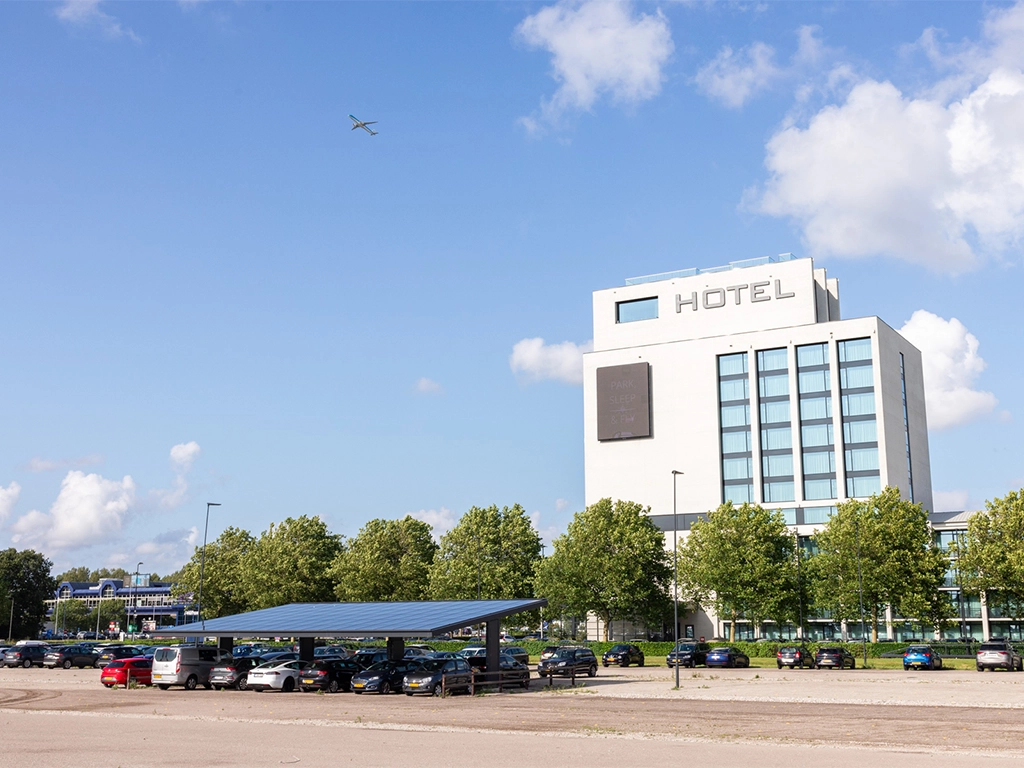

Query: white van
[[152, 645, 231, 690]]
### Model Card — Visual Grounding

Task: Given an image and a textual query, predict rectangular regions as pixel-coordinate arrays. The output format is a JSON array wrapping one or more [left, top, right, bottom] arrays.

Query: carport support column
[[218, 636, 233, 655], [298, 637, 315, 663], [386, 637, 405, 662], [486, 619, 500, 676]]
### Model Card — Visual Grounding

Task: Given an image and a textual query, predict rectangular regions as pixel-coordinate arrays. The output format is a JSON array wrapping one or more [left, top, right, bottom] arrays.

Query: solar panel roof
[[151, 599, 547, 638]]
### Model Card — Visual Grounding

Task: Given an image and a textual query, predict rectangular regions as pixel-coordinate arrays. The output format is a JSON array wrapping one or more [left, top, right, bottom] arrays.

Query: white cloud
[[129, 527, 200, 571], [415, 377, 443, 394], [10, 471, 136, 550], [933, 489, 971, 513], [0, 482, 21, 525], [154, 442, 202, 509], [695, 42, 781, 108], [516, 0, 674, 132], [752, 9, 1024, 272], [23, 455, 103, 473], [54, 0, 140, 43], [410, 507, 457, 540], [899, 310, 998, 430], [554, 498, 570, 512], [510, 337, 593, 385]]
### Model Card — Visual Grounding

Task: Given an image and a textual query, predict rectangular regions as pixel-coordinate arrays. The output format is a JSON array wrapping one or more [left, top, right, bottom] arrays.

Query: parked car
[[976, 640, 1023, 672], [814, 647, 856, 669], [76, 631, 98, 640], [501, 646, 530, 666], [209, 656, 264, 690], [403, 657, 474, 696], [96, 646, 145, 668], [351, 659, 425, 694], [777, 645, 814, 669], [539, 645, 570, 662], [403, 646, 433, 659], [903, 645, 943, 670], [247, 660, 310, 692], [458, 648, 488, 670], [233, 643, 273, 658], [428, 651, 461, 660], [257, 651, 299, 665], [152, 645, 232, 690], [3, 642, 49, 668], [537, 647, 598, 678], [497, 654, 531, 689], [100, 658, 152, 687], [352, 649, 389, 669], [706, 647, 750, 668], [44, 645, 100, 669], [602, 644, 645, 667], [315, 645, 354, 659], [299, 658, 361, 693], [666, 642, 711, 668]]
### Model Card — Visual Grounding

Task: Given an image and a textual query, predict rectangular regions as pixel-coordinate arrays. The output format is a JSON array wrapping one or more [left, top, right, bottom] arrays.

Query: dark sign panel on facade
[[596, 362, 651, 440]]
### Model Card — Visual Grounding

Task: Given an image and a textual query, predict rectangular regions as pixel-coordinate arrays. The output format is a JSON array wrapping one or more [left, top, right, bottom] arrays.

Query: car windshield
[[365, 662, 392, 673], [819, 648, 842, 653], [906, 646, 931, 653], [153, 648, 177, 662], [107, 661, 125, 668], [674, 644, 695, 652], [608, 645, 629, 652], [552, 650, 576, 659], [415, 660, 445, 673], [980, 643, 1007, 651]]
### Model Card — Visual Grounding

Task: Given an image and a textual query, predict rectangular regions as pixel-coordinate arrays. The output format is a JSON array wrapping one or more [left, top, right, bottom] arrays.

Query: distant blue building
[[47, 577, 191, 633]]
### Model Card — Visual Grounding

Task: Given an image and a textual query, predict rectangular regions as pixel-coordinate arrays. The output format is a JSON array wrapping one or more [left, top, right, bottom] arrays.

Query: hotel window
[[900, 353, 915, 502], [757, 347, 794, 503], [797, 342, 836, 501], [719, 352, 753, 504], [615, 297, 658, 323], [839, 338, 880, 498]]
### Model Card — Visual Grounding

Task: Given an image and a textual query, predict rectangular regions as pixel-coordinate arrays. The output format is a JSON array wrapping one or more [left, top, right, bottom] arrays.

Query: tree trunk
[[729, 613, 736, 643], [603, 613, 610, 642], [871, 605, 879, 643]]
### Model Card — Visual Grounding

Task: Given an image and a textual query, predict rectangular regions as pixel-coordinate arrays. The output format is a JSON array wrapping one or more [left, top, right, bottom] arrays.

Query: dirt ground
[[2, 664, 1023, 767]]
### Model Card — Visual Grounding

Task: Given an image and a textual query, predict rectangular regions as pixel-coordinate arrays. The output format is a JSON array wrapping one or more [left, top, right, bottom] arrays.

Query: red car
[[100, 657, 153, 688]]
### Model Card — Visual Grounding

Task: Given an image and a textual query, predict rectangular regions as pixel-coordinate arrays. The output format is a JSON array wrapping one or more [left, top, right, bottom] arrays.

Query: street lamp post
[[855, 514, 868, 669], [792, 529, 804, 640], [671, 470, 683, 690], [7, 594, 14, 642], [130, 561, 143, 641], [540, 543, 546, 641], [954, 531, 968, 644], [197, 502, 221, 636]]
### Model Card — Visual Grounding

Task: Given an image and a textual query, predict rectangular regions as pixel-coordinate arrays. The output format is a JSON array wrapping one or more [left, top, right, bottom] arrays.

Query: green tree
[[331, 516, 437, 602], [956, 489, 1024, 619], [241, 516, 342, 610], [428, 504, 542, 605], [53, 599, 92, 632], [173, 527, 255, 620], [535, 499, 671, 641], [676, 502, 801, 641], [55, 566, 91, 583], [87, 598, 126, 634], [809, 487, 948, 641], [0, 548, 56, 640]]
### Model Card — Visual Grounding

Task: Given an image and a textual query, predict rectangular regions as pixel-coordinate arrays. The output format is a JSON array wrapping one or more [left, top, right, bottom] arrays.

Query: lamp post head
[[207, 502, 221, 508]]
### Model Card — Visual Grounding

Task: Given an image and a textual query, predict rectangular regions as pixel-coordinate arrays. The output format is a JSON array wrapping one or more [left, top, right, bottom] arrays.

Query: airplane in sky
[[348, 114, 378, 135]]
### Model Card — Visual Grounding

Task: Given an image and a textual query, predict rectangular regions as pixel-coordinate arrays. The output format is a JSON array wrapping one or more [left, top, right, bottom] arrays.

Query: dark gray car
[[537, 647, 597, 678], [44, 645, 100, 669], [403, 657, 474, 696]]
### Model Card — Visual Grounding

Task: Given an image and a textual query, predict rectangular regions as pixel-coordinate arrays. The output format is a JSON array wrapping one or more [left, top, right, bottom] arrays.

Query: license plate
[[301, 679, 314, 684], [409, 682, 419, 687], [153, 674, 163, 679], [102, 677, 116, 683], [354, 682, 364, 688]]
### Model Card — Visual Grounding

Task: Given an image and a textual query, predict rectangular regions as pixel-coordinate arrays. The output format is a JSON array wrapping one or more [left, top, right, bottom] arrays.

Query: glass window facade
[[839, 338, 880, 498], [900, 353, 914, 502], [797, 342, 836, 501], [757, 348, 794, 503], [719, 352, 753, 504], [615, 297, 658, 323]]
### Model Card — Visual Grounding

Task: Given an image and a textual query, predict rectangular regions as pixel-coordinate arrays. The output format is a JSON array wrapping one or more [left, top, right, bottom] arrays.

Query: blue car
[[705, 647, 750, 668], [903, 645, 942, 670]]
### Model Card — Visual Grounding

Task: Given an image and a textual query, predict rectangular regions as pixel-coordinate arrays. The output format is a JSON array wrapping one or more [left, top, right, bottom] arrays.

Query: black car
[[815, 647, 856, 669], [44, 645, 100, 669], [705, 647, 750, 668], [96, 646, 145, 668], [501, 646, 530, 666], [352, 649, 389, 669], [777, 645, 814, 669], [602, 644, 645, 667], [459, 648, 489, 670], [497, 654, 531, 689], [3, 643, 49, 668], [351, 659, 425, 694], [209, 656, 264, 690], [666, 642, 711, 668], [537, 647, 598, 678], [403, 657, 474, 696], [299, 658, 361, 693]]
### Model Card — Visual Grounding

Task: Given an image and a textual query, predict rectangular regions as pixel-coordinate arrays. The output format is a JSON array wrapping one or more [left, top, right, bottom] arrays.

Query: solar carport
[[151, 599, 547, 673]]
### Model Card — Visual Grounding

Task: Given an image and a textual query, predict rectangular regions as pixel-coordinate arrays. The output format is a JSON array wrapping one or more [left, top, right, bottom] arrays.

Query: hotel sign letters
[[676, 279, 795, 313], [596, 362, 651, 441]]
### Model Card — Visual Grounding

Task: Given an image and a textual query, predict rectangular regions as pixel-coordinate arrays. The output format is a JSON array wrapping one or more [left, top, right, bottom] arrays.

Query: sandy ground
[[2, 664, 1023, 767]]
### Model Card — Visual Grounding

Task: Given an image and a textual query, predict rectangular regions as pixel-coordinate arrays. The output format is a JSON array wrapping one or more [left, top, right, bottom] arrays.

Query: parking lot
[[3, 662, 1024, 766]]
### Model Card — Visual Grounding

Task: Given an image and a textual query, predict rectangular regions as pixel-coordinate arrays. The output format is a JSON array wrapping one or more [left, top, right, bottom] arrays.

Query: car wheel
[[103, 683, 113, 688], [603, 662, 609, 668], [203, 682, 212, 690], [620, 661, 628, 668], [62, 659, 73, 670], [977, 665, 984, 672], [22, 659, 32, 669], [777, 662, 783, 669], [904, 665, 910, 671], [588, 665, 597, 677], [380, 681, 391, 695], [282, 678, 295, 693], [158, 684, 170, 690], [521, 679, 529, 689], [236, 675, 248, 691], [639, 658, 644, 667], [184, 675, 198, 691], [213, 685, 223, 691], [354, 690, 363, 695], [433, 682, 444, 697], [850, 660, 855, 670], [327, 679, 340, 694]]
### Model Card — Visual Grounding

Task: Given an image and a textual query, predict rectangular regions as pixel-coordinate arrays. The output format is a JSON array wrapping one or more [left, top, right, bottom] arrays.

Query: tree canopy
[[173, 526, 256, 620], [0, 548, 56, 640], [676, 502, 801, 641], [240, 516, 342, 610], [535, 498, 671, 641], [331, 516, 437, 602], [956, 489, 1024, 619]]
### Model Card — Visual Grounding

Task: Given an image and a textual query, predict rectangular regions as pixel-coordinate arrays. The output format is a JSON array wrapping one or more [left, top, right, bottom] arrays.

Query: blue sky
[[1, 1, 1022, 574]]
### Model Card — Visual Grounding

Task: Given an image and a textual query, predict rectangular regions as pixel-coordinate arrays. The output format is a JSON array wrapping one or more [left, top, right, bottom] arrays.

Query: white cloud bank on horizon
[[900, 310, 998, 430], [409, 507, 457, 540], [515, 0, 673, 133], [749, 3, 1024, 272], [10, 471, 137, 551], [0, 482, 21, 526], [509, 337, 593, 385], [933, 489, 972, 513]]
